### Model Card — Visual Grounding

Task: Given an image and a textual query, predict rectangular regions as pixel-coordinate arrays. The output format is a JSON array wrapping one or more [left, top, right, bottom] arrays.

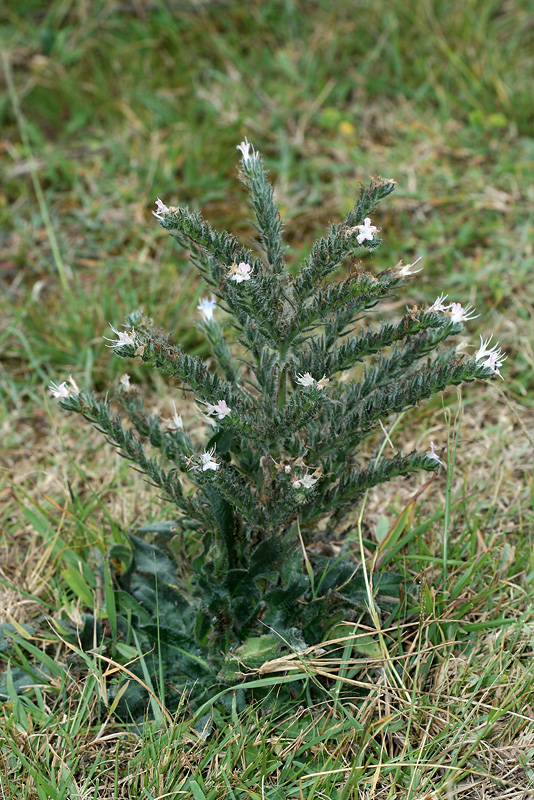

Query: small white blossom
[[295, 373, 329, 390], [474, 334, 500, 362], [49, 375, 80, 400], [284, 465, 292, 474], [300, 474, 319, 489], [200, 447, 219, 472], [426, 294, 450, 314], [119, 374, 132, 392], [166, 401, 184, 432], [292, 479, 301, 489], [356, 217, 378, 245], [397, 257, 423, 277], [427, 441, 444, 466], [152, 197, 170, 221], [49, 381, 69, 399], [105, 325, 136, 349], [475, 336, 506, 379], [236, 137, 253, 162], [206, 399, 232, 420], [483, 350, 506, 379], [229, 262, 253, 283], [448, 302, 479, 324], [197, 295, 216, 321], [295, 372, 316, 387]]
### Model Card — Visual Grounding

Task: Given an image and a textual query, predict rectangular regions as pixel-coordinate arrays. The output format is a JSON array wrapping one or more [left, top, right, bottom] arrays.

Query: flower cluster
[[424, 296, 505, 377], [425, 295, 478, 324]]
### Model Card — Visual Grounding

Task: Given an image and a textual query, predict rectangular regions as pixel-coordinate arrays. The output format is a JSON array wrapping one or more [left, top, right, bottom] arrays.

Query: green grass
[[2, 0, 534, 797]]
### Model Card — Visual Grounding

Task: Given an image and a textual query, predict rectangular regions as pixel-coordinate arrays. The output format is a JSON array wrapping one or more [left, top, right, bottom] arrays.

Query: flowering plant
[[51, 139, 504, 714]]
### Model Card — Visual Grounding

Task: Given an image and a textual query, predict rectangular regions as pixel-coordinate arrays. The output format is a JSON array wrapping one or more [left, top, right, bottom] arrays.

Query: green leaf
[[136, 520, 180, 535], [60, 563, 94, 607], [104, 560, 117, 639], [129, 534, 177, 585], [234, 634, 279, 664], [206, 489, 236, 566], [249, 537, 281, 579], [189, 780, 207, 800]]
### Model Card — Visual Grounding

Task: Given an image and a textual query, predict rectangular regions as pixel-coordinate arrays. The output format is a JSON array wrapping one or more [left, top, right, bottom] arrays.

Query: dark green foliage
[[52, 141, 501, 716]]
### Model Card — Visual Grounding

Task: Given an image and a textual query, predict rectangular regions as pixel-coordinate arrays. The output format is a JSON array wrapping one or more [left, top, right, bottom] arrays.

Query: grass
[[1, 0, 534, 797]]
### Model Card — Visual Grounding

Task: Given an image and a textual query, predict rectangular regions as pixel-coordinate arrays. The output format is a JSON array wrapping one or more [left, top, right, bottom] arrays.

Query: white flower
[[398, 257, 423, 277], [483, 351, 506, 379], [295, 372, 316, 387], [166, 401, 184, 431], [200, 447, 219, 472], [475, 336, 506, 379], [236, 137, 253, 162], [426, 294, 450, 313], [292, 479, 301, 489], [197, 295, 216, 321], [104, 325, 136, 349], [300, 474, 318, 489], [49, 375, 80, 400], [119, 374, 132, 392], [206, 400, 232, 420], [49, 381, 69, 399], [229, 262, 253, 283], [152, 197, 170, 221], [474, 334, 499, 362], [427, 441, 444, 466], [356, 217, 377, 245], [295, 373, 329, 390], [284, 465, 292, 474], [448, 302, 479, 324]]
